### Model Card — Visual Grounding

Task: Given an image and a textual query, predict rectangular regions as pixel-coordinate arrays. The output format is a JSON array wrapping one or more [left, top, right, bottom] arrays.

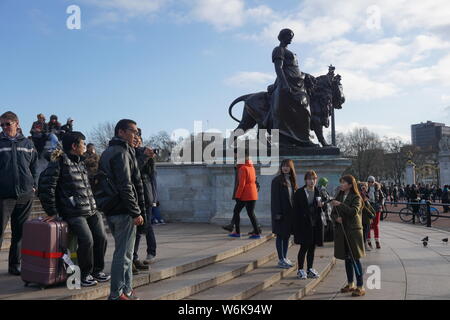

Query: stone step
[[0, 231, 275, 300], [132, 238, 287, 300], [250, 245, 336, 300], [186, 243, 335, 300]]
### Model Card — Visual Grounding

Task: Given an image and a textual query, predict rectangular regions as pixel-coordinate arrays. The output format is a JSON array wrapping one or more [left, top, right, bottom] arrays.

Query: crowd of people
[[2, 110, 449, 300], [0, 112, 164, 300], [221, 155, 389, 297]]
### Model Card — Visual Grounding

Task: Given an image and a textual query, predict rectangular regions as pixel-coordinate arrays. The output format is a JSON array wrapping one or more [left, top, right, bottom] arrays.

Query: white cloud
[[88, 0, 167, 16], [316, 37, 406, 70], [191, 0, 246, 31], [224, 71, 274, 90], [338, 70, 398, 101]]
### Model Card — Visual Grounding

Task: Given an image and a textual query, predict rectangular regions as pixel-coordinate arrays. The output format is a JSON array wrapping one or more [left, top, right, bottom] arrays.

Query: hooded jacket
[[38, 149, 97, 218], [233, 159, 258, 201], [0, 132, 38, 199]]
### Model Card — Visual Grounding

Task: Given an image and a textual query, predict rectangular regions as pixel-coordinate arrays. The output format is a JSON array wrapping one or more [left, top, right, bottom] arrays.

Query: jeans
[[106, 214, 136, 299], [345, 258, 363, 287], [0, 194, 33, 267], [133, 207, 156, 261], [151, 206, 163, 223], [297, 244, 316, 270], [231, 200, 259, 234], [276, 236, 289, 261], [65, 212, 108, 279]]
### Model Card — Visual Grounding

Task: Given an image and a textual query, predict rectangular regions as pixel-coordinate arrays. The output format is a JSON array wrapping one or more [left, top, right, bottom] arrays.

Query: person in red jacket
[[223, 152, 261, 239]]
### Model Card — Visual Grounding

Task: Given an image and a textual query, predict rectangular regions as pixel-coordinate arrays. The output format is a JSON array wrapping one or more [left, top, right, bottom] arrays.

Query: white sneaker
[[277, 260, 290, 269], [307, 268, 320, 279], [283, 258, 293, 267], [297, 269, 307, 280]]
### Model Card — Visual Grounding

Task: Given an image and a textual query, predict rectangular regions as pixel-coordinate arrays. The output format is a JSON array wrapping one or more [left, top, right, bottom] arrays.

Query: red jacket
[[234, 160, 258, 201]]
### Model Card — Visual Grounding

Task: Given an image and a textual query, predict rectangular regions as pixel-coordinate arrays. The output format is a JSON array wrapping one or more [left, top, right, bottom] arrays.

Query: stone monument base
[[156, 155, 351, 227]]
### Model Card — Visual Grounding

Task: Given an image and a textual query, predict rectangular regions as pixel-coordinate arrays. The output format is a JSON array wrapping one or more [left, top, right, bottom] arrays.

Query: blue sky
[[1, 0, 450, 143]]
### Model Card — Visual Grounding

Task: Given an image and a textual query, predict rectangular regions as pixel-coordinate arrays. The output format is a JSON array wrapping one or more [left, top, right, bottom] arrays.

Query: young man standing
[[38, 131, 110, 287], [97, 119, 145, 300], [0, 111, 38, 276]]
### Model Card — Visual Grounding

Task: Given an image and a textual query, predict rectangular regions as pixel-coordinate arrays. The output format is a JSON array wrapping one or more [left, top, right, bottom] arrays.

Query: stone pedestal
[[156, 155, 351, 227], [439, 151, 450, 186], [405, 162, 416, 186]]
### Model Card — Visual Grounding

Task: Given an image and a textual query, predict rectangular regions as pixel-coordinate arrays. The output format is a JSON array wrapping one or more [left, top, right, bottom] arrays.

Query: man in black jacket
[[0, 111, 38, 276], [97, 119, 145, 301], [38, 131, 109, 287], [132, 131, 157, 269]]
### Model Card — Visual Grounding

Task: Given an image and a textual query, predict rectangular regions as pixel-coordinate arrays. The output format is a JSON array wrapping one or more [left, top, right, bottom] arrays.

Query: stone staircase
[[0, 199, 336, 300]]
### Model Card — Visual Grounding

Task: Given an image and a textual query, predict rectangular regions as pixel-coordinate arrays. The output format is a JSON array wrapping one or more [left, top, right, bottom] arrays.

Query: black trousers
[[133, 207, 157, 261], [0, 194, 33, 267], [298, 243, 316, 270], [65, 212, 108, 278], [231, 200, 259, 234]]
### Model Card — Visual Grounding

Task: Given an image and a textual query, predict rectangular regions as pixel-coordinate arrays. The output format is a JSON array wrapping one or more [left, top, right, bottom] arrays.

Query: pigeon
[[423, 241, 428, 247], [422, 236, 429, 242], [443, 238, 449, 243]]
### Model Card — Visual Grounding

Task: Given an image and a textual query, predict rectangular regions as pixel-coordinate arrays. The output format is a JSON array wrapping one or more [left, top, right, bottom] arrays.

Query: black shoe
[[81, 275, 98, 287], [8, 265, 21, 276], [222, 224, 233, 232], [133, 260, 149, 271], [132, 263, 139, 275], [92, 272, 111, 283]]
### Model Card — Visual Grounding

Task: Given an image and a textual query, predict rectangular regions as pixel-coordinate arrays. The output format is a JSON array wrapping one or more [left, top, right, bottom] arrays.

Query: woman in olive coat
[[271, 159, 298, 268], [330, 175, 366, 297]]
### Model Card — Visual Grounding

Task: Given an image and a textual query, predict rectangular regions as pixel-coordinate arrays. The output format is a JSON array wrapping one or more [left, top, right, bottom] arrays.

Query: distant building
[[411, 121, 450, 152]]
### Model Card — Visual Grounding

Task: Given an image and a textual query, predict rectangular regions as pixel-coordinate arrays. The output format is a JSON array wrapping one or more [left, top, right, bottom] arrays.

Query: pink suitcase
[[21, 218, 69, 288]]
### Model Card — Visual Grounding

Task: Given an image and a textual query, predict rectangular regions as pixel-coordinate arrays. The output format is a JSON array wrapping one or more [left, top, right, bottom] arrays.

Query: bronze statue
[[228, 28, 345, 149]]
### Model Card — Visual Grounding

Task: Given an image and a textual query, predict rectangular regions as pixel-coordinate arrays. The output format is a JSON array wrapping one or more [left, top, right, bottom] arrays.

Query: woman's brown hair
[[279, 159, 298, 191], [304, 170, 318, 181], [339, 175, 361, 198]]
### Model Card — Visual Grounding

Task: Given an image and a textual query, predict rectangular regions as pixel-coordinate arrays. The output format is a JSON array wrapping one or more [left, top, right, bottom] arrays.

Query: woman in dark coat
[[271, 159, 298, 269], [293, 170, 324, 280]]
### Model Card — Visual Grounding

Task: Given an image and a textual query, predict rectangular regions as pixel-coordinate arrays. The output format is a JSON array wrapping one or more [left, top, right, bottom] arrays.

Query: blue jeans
[[275, 236, 289, 260], [345, 258, 363, 287], [151, 206, 163, 223], [106, 214, 136, 299]]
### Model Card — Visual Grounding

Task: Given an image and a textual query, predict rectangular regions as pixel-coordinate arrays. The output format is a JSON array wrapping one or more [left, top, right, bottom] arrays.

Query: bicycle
[[399, 199, 440, 225]]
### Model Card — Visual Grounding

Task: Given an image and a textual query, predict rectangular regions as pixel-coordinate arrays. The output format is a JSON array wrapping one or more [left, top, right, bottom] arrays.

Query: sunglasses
[[0, 122, 13, 128]]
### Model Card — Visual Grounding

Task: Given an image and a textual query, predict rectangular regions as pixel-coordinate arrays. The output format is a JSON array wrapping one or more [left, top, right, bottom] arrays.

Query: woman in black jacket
[[271, 159, 298, 269], [293, 170, 324, 280]]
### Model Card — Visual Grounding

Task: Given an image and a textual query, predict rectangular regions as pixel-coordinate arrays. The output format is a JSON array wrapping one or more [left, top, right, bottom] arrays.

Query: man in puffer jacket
[[38, 131, 109, 287]]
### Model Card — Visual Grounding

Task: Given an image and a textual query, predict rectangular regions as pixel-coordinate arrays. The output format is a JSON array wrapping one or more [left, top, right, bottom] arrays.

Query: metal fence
[[382, 200, 450, 228]]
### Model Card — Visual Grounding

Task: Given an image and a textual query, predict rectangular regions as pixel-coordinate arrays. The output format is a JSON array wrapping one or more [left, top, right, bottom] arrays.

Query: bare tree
[[144, 131, 177, 162], [89, 122, 115, 153]]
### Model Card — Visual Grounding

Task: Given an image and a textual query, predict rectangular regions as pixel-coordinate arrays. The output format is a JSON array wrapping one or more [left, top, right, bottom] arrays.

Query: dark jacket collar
[[0, 131, 25, 141], [66, 152, 85, 163], [109, 136, 129, 148]]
